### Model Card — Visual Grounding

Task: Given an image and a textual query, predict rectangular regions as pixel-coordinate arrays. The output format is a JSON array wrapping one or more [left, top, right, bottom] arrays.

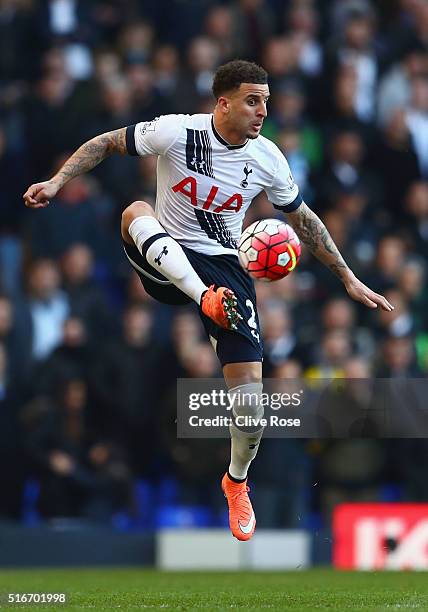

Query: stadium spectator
[[125, 63, 158, 118], [152, 44, 181, 113], [151, 0, 218, 51], [260, 299, 297, 376], [157, 310, 206, 388], [0, 0, 41, 84], [252, 353, 311, 528], [231, 0, 275, 63], [89, 303, 160, 471], [204, 5, 234, 60], [323, 65, 377, 146], [0, 124, 27, 296], [251, 436, 312, 528], [27, 169, 110, 258], [24, 47, 82, 177], [377, 41, 428, 127], [376, 334, 422, 377], [0, 293, 31, 389], [34, 316, 93, 398], [266, 80, 306, 131], [397, 257, 428, 329], [404, 180, 428, 258], [404, 75, 428, 178], [0, 340, 25, 519], [320, 297, 375, 359], [371, 108, 421, 218], [324, 5, 379, 123], [262, 36, 302, 91], [60, 243, 116, 340], [317, 438, 387, 522], [158, 342, 226, 509], [22, 258, 70, 363], [284, 2, 323, 79], [313, 129, 380, 214], [118, 21, 154, 67], [92, 49, 122, 88], [375, 288, 416, 339], [305, 329, 353, 379], [405, 0, 428, 59], [174, 36, 220, 115], [368, 235, 407, 292], [23, 376, 132, 520]]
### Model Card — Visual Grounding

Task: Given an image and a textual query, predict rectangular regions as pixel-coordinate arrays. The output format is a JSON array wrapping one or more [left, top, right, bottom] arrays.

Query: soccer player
[[24, 60, 393, 541]]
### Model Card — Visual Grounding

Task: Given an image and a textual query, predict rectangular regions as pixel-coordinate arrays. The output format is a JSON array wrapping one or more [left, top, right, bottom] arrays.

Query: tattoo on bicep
[[56, 129, 127, 183], [106, 128, 127, 154]]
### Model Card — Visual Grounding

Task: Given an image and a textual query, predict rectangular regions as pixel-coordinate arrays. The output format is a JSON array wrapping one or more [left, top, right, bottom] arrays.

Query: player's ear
[[217, 96, 230, 114]]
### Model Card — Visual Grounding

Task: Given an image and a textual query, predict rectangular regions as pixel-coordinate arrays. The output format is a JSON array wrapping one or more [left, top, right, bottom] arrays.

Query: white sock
[[228, 425, 263, 480], [128, 216, 208, 304]]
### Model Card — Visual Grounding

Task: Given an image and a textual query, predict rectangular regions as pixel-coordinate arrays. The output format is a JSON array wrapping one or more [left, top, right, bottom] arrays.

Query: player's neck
[[212, 112, 247, 146]]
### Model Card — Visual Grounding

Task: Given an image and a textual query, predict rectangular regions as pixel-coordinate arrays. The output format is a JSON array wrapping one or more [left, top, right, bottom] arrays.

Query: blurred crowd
[[1, 0, 428, 529]]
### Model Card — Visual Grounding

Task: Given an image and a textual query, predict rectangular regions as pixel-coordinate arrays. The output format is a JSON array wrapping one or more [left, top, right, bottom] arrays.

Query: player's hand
[[23, 179, 59, 208], [345, 276, 394, 311]]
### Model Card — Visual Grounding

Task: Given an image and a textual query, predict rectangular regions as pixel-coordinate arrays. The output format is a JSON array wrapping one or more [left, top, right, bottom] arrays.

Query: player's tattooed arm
[[287, 202, 394, 311], [54, 128, 128, 188], [23, 128, 127, 208], [286, 202, 349, 280]]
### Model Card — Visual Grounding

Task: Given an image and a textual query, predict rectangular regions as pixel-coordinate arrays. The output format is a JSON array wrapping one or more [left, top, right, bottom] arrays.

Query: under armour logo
[[240, 163, 253, 188], [191, 157, 205, 170], [154, 245, 168, 266]]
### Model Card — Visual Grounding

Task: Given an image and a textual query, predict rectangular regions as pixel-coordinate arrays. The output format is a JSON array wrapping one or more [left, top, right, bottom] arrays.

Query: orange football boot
[[221, 472, 256, 541], [201, 285, 242, 331]]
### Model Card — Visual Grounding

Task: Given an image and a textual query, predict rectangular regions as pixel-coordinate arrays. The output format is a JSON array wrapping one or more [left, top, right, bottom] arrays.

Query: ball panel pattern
[[238, 218, 301, 282]]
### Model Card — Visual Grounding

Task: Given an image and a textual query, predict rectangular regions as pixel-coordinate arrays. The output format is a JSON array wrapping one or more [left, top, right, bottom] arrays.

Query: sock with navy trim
[[128, 216, 207, 304]]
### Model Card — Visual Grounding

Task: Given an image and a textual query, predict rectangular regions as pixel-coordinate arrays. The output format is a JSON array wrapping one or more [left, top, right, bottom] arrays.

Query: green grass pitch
[[0, 568, 427, 610]]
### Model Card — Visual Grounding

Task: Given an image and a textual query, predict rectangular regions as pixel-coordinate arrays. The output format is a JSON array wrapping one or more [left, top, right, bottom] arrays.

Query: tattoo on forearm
[[328, 262, 348, 278], [55, 129, 127, 186], [288, 203, 349, 280]]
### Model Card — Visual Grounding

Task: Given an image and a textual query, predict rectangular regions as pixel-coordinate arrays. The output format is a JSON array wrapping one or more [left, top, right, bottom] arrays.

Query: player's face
[[226, 83, 270, 141]]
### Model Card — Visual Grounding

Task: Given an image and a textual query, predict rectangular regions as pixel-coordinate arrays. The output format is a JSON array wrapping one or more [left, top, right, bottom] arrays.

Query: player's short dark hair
[[212, 60, 268, 99]]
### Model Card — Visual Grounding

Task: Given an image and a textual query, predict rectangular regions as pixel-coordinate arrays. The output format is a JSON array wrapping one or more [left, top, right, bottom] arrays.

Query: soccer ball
[[238, 218, 301, 282]]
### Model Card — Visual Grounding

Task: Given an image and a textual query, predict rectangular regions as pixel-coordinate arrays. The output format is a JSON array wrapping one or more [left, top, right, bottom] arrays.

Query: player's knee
[[223, 362, 262, 387], [229, 382, 264, 433], [121, 201, 155, 236]]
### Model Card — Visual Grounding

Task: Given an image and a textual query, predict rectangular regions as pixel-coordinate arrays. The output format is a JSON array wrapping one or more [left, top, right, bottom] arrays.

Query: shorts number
[[245, 299, 260, 342]]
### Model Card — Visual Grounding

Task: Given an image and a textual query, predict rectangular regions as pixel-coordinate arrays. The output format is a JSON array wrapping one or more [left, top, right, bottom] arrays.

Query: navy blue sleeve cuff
[[126, 125, 138, 156], [272, 193, 303, 212]]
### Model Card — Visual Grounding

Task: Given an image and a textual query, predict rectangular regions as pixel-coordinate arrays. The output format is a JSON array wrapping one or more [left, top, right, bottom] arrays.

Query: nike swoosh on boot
[[238, 511, 255, 535]]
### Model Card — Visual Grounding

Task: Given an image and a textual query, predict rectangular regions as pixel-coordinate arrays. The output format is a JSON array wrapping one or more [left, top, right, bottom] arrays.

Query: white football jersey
[[126, 113, 302, 256]]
